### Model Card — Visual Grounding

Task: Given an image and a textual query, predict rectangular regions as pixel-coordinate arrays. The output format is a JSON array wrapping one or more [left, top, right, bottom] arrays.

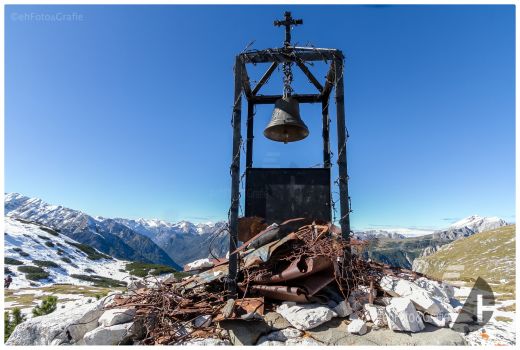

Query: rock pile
[[6, 219, 473, 346]]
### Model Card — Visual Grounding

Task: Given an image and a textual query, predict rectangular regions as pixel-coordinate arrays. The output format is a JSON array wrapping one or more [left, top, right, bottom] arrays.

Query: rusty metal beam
[[295, 59, 323, 93], [321, 62, 335, 100], [334, 57, 351, 243], [241, 47, 343, 64], [252, 62, 278, 96], [240, 61, 253, 98], [250, 93, 322, 105], [228, 56, 243, 294]]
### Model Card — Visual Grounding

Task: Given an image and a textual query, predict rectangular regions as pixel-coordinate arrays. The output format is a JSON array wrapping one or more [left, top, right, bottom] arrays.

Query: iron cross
[[274, 11, 303, 47]]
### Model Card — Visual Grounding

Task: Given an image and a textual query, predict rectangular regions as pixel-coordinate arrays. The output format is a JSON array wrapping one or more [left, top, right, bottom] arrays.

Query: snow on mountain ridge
[[4, 216, 130, 289], [448, 215, 508, 233]]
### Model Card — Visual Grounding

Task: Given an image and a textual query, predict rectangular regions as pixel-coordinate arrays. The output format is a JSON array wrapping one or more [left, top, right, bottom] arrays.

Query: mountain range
[[360, 215, 509, 269], [4, 193, 510, 270], [4, 193, 229, 267]]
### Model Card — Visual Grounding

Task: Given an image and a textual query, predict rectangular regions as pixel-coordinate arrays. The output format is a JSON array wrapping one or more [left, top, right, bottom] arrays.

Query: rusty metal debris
[[110, 219, 431, 345]]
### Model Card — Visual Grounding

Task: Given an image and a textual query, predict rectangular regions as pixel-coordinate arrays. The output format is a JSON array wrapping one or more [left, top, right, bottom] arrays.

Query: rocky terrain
[[413, 225, 516, 345], [5, 268, 475, 346]]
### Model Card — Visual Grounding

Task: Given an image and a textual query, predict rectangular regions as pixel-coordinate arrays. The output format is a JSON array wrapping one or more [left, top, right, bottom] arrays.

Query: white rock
[[180, 337, 230, 346], [363, 304, 387, 327], [276, 302, 337, 330], [83, 322, 134, 345], [256, 327, 303, 344], [286, 337, 324, 345], [256, 339, 286, 346], [421, 312, 450, 327], [385, 297, 425, 333], [380, 276, 450, 315], [414, 277, 454, 302], [98, 308, 136, 327], [193, 315, 212, 328], [184, 258, 214, 271], [6, 298, 105, 345], [347, 319, 367, 335], [330, 299, 353, 317]]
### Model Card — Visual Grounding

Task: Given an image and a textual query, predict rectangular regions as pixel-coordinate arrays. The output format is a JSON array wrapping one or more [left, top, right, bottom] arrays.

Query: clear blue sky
[[5, 5, 515, 231]]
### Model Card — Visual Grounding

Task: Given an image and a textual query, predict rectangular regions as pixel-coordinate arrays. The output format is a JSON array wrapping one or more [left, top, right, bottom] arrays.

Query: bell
[[264, 97, 309, 143]]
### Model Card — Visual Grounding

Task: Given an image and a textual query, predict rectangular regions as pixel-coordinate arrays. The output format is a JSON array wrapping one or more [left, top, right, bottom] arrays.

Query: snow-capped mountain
[[5, 193, 180, 269], [113, 217, 229, 265], [352, 230, 406, 240], [5, 193, 228, 267], [432, 215, 509, 241], [4, 217, 131, 289], [447, 215, 508, 233]]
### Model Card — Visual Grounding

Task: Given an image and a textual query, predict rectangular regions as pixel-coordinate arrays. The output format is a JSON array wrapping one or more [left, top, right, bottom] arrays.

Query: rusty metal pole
[[245, 102, 254, 168], [334, 56, 351, 243], [322, 100, 331, 168], [228, 55, 243, 294]]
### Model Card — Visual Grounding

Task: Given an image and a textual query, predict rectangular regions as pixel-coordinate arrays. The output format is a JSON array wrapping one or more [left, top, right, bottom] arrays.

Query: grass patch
[[125, 262, 177, 277], [5, 257, 23, 265], [33, 260, 60, 268], [44, 241, 55, 248], [18, 266, 50, 281], [67, 242, 111, 260], [497, 303, 515, 312], [70, 274, 126, 288], [39, 226, 60, 236], [495, 316, 513, 323]]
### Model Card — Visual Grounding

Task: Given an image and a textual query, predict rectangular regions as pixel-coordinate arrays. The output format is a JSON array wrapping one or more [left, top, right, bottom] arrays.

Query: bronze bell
[[263, 96, 309, 143]]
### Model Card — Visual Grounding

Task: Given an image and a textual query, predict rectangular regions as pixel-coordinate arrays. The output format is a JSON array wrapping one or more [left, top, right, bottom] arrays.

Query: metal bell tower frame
[[227, 12, 351, 285]]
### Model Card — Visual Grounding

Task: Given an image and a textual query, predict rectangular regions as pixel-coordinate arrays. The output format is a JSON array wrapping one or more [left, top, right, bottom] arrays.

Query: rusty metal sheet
[[243, 232, 299, 268], [253, 255, 333, 284], [214, 297, 265, 321], [178, 264, 228, 290], [249, 285, 310, 303]]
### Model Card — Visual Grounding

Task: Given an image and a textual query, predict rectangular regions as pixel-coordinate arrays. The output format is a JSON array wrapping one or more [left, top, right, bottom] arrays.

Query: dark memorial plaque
[[245, 168, 331, 224]]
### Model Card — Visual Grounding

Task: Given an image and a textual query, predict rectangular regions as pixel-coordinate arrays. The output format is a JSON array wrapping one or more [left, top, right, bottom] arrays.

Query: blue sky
[[5, 5, 515, 231]]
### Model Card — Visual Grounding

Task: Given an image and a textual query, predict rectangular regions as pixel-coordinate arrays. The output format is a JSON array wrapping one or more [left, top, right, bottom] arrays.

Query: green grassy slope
[[413, 225, 516, 297]]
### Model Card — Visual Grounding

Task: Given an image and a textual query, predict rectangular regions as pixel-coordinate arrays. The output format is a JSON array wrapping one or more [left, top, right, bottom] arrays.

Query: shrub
[[18, 265, 46, 273], [57, 248, 66, 256], [11, 248, 30, 257], [33, 260, 60, 268], [39, 227, 60, 236], [60, 257, 72, 264], [37, 235, 51, 241], [5, 266, 12, 275], [32, 296, 58, 317], [84, 268, 95, 273], [125, 262, 177, 277], [4, 308, 26, 342], [70, 274, 126, 288], [44, 241, 55, 248], [5, 257, 23, 265], [67, 242, 111, 260], [18, 266, 49, 281]]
